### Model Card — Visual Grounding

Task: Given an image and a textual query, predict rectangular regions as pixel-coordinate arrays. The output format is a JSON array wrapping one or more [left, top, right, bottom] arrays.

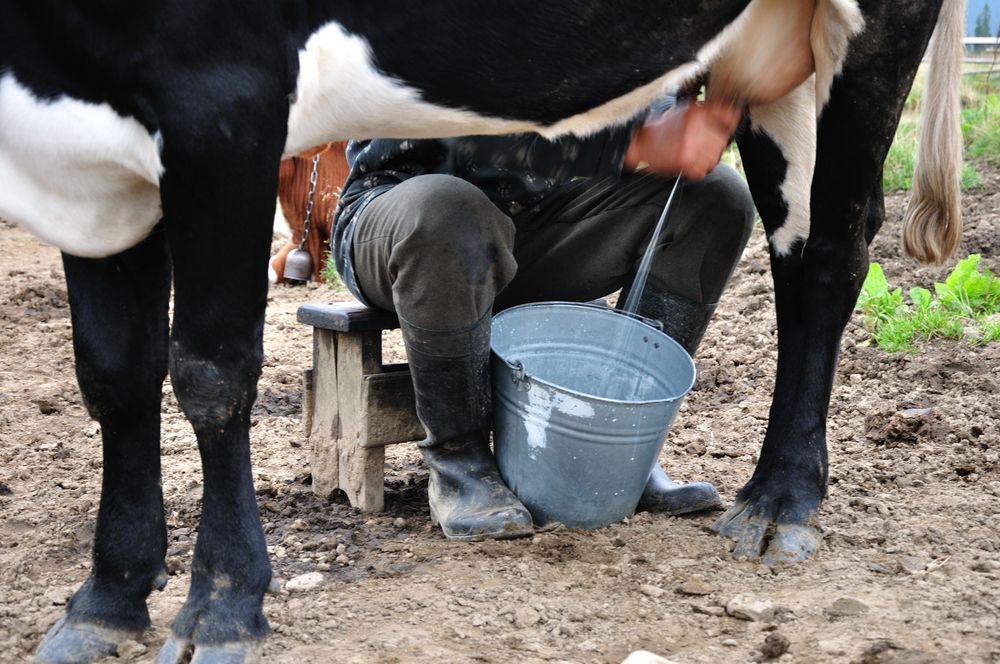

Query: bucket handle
[[509, 360, 531, 392], [573, 301, 665, 332]]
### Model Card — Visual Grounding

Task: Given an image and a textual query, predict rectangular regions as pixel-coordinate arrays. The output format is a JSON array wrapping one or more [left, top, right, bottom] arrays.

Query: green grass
[[979, 317, 1000, 344], [964, 92, 1000, 166], [856, 255, 1000, 352], [883, 117, 982, 192], [883, 70, 1000, 192], [883, 118, 918, 192], [321, 255, 346, 290]]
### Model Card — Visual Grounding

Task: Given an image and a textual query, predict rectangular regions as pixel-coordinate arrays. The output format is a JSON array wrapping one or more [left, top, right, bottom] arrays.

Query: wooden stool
[[297, 301, 424, 512]]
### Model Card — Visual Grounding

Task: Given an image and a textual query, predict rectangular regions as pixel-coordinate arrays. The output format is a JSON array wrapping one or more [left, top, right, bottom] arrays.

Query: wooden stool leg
[[338, 444, 385, 512], [308, 327, 386, 511]]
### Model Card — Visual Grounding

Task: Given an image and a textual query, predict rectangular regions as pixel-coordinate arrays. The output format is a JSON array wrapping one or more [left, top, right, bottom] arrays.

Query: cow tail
[[902, 0, 965, 265]]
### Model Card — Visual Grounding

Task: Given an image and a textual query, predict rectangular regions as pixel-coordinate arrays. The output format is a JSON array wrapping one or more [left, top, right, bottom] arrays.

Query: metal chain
[[296, 154, 321, 251]]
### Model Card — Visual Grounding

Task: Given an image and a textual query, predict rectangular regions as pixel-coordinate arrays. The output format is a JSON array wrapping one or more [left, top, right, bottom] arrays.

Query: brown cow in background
[[269, 141, 351, 283]]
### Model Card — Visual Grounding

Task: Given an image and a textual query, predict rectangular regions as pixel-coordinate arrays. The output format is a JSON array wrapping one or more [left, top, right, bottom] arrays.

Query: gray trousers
[[351, 165, 755, 332]]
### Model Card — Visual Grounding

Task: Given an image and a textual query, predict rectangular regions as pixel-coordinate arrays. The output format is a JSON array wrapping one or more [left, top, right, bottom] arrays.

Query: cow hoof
[[711, 501, 821, 565], [156, 636, 262, 664], [34, 617, 138, 664]]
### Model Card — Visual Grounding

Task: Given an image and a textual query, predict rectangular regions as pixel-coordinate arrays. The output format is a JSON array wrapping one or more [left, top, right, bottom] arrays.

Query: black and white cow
[[0, 1, 962, 662]]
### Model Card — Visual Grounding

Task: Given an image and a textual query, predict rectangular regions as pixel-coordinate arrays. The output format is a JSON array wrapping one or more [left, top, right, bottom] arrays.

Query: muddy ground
[[1, 165, 999, 664]]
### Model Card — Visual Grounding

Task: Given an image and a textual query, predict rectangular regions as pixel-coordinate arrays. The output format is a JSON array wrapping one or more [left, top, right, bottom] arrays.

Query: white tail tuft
[[903, 0, 965, 265]]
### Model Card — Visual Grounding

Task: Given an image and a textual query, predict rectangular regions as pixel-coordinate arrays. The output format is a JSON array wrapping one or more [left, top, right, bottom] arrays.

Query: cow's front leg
[[36, 231, 171, 664], [711, 231, 865, 563], [712, 1, 942, 563], [154, 127, 284, 664]]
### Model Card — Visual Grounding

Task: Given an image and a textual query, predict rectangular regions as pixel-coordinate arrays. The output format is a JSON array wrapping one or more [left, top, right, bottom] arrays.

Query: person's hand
[[623, 100, 741, 180]]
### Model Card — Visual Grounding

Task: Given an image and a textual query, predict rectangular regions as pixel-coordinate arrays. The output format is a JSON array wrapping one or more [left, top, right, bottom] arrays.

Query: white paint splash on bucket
[[523, 382, 595, 458]]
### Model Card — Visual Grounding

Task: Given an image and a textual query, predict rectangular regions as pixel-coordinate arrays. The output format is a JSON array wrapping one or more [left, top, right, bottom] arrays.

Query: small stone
[[610, 536, 627, 548], [858, 639, 905, 662], [726, 596, 774, 622], [336, 554, 350, 565], [116, 640, 147, 660], [691, 604, 726, 617], [817, 639, 846, 656], [393, 517, 407, 528], [620, 651, 681, 664], [166, 556, 184, 575], [899, 555, 929, 574], [336, 543, 347, 555], [676, 577, 718, 596], [291, 518, 309, 531], [34, 398, 61, 415], [514, 607, 541, 627], [640, 584, 665, 598], [558, 622, 578, 637], [285, 572, 325, 593], [44, 586, 73, 606], [825, 597, 869, 617], [684, 441, 707, 456], [721, 639, 739, 647], [760, 632, 790, 660]]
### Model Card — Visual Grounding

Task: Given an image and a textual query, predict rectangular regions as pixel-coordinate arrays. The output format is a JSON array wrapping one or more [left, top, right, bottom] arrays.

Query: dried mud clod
[[864, 406, 948, 447]]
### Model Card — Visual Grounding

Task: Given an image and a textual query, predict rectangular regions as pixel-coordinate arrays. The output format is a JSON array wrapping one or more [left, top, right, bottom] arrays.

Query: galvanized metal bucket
[[491, 302, 696, 530]]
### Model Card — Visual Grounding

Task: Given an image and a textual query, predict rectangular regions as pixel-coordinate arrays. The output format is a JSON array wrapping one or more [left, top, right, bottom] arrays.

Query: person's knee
[[699, 164, 756, 242], [401, 175, 514, 252], [393, 175, 516, 284]]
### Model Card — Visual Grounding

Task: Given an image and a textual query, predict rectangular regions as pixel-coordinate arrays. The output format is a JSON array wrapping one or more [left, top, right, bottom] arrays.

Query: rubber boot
[[618, 285, 723, 515], [400, 313, 534, 541]]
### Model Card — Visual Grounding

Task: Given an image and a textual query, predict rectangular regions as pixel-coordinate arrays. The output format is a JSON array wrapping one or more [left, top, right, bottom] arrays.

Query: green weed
[[856, 255, 1000, 352], [964, 93, 1000, 166], [321, 255, 346, 290], [979, 317, 1000, 344], [883, 117, 981, 192], [883, 71, 997, 192]]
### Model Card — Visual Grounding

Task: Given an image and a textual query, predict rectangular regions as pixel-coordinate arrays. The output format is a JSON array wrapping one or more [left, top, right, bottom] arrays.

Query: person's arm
[[623, 99, 742, 180]]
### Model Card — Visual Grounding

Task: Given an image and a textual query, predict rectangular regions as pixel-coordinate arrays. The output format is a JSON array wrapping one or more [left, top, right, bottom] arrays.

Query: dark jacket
[[332, 101, 676, 302]]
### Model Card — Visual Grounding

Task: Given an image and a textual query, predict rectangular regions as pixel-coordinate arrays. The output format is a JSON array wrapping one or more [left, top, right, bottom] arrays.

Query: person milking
[[319, 0, 821, 541]]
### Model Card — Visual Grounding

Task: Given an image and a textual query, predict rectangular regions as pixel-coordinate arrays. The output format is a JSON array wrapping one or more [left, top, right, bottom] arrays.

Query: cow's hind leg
[[713, 2, 944, 564], [153, 123, 284, 664], [36, 230, 171, 663]]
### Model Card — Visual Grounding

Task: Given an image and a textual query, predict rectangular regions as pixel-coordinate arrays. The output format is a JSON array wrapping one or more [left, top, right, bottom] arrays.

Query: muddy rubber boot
[[401, 313, 534, 541], [619, 285, 723, 514]]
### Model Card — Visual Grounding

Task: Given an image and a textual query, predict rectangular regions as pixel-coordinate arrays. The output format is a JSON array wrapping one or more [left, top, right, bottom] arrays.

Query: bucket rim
[[491, 300, 696, 406]]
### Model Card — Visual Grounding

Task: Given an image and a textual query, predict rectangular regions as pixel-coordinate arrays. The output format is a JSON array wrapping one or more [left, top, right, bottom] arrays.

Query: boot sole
[[430, 508, 535, 542]]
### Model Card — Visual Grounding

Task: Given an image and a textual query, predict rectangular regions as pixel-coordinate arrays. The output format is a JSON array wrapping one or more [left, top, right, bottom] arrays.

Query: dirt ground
[[1, 164, 999, 664]]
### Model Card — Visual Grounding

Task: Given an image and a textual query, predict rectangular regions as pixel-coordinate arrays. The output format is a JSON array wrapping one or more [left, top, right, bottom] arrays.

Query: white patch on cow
[[285, 22, 539, 155], [523, 382, 595, 459], [749, 79, 818, 256], [272, 198, 292, 241], [286, 1, 861, 152], [812, 0, 865, 112], [267, 255, 281, 284], [0, 74, 164, 258], [285, 12, 784, 153]]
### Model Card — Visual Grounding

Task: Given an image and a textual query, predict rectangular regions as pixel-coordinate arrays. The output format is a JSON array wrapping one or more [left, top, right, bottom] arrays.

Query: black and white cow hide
[[0, 1, 962, 662]]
